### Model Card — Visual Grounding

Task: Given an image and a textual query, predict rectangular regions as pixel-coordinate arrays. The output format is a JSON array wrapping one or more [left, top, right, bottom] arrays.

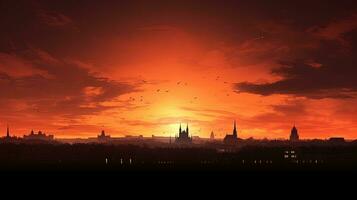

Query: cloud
[[181, 107, 237, 118], [0, 52, 48, 77], [37, 10, 73, 27], [0, 49, 138, 120], [137, 25, 180, 32], [234, 13, 357, 99], [310, 14, 357, 44], [244, 101, 306, 125], [271, 101, 307, 116], [234, 55, 357, 99]]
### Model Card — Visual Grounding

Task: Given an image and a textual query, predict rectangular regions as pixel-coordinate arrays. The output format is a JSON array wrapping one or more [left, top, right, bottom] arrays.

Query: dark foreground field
[[0, 143, 357, 174]]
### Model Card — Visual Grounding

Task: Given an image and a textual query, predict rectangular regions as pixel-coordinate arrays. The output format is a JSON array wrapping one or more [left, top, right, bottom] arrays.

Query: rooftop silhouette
[[1, 121, 357, 172], [175, 124, 192, 144], [223, 121, 238, 144]]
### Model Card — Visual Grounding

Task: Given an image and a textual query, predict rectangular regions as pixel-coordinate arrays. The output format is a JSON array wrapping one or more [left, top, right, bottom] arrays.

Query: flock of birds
[[30, 32, 265, 113], [128, 30, 269, 105], [127, 75, 233, 104]]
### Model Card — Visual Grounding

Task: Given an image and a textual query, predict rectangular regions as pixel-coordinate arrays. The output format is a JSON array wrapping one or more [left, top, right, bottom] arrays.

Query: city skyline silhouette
[[1, 1, 357, 173], [1, 1, 357, 140], [1, 121, 351, 144]]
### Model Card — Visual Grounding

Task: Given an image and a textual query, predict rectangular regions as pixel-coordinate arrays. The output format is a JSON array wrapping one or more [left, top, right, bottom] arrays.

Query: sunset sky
[[1, 0, 357, 139]]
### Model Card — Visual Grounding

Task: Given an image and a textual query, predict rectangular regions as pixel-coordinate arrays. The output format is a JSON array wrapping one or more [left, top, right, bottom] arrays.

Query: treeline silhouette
[[1, 143, 357, 172]]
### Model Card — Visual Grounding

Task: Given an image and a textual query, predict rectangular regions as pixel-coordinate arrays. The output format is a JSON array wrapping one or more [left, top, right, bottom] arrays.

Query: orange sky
[[1, 0, 357, 139]]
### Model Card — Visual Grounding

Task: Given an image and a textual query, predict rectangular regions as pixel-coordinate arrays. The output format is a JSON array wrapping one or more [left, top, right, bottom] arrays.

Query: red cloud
[[309, 14, 357, 44], [37, 10, 73, 27], [0, 52, 48, 77]]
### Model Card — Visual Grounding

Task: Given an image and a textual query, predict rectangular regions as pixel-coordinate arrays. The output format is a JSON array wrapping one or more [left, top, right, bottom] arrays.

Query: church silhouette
[[175, 124, 192, 144]]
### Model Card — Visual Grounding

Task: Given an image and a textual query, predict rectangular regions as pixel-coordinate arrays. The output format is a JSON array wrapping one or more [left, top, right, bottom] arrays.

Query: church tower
[[290, 125, 299, 141], [210, 131, 215, 140], [186, 124, 189, 136], [223, 120, 239, 144], [175, 123, 192, 144], [233, 120, 237, 138], [6, 124, 10, 138]]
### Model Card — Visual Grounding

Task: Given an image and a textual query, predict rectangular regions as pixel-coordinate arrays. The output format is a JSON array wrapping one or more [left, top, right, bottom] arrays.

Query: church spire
[[186, 123, 189, 134], [233, 120, 237, 137], [210, 131, 215, 140], [6, 124, 10, 137], [179, 123, 182, 134], [290, 124, 299, 141]]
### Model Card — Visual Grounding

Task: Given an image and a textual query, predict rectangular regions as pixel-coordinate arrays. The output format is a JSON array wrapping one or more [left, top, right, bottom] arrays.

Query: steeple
[[210, 131, 215, 140], [233, 120, 237, 137], [6, 124, 10, 138], [175, 123, 193, 144], [290, 124, 299, 141]]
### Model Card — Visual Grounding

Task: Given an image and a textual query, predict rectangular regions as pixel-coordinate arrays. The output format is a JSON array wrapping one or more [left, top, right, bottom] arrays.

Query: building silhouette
[[290, 125, 299, 142], [175, 124, 192, 144], [6, 124, 10, 138], [223, 121, 238, 144], [23, 130, 54, 141], [328, 137, 345, 144], [97, 130, 111, 142], [210, 131, 215, 140], [0, 125, 19, 142]]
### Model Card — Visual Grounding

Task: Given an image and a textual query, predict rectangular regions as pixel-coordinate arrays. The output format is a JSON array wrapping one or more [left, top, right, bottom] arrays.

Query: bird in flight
[[254, 32, 265, 41]]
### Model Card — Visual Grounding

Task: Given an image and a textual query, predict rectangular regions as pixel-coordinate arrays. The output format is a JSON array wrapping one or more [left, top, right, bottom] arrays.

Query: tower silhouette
[[186, 124, 189, 136], [175, 123, 192, 144], [223, 120, 239, 144], [290, 124, 299, 141], [6, 124, 10, 138], [210, 131, 215, 140], [233, 120, 237, 138]]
